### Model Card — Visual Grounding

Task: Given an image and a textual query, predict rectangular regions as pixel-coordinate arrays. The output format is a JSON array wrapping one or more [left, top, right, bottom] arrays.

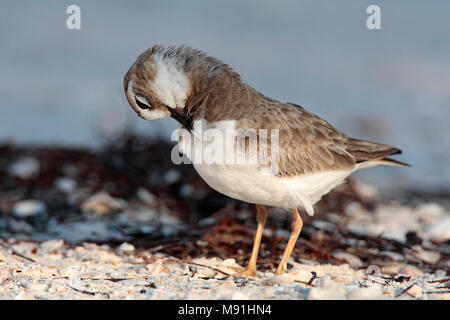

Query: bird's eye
[[135, 95, 150, 110]]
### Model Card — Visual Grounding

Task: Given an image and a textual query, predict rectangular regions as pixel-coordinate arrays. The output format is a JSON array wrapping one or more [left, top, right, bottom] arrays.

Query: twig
[[50, 276, 143, 283], [294, 271, 318, 287], [10, 250, 36, 262], [428, 278, 450, 284], [67, 284, 110, 298], [361, 276, 389, 286], [307, 271, 318, 285], [182, 260, 232, 277], [395, 283, 416, 298], [0, 243, 37, 263], [423, 290, 450, 294]]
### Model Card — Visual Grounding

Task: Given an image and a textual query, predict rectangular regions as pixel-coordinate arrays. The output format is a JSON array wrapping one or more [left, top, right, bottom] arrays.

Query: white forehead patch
[[127, 78, 135, 99], [151, 56, 190, 109]]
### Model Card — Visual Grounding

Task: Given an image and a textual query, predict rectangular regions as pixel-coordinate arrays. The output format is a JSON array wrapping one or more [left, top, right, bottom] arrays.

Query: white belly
[[193, 162, 351, 216]]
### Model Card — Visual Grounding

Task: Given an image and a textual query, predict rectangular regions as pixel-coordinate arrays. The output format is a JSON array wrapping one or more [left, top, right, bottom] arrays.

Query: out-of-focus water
[[1, 0, 449, 190]]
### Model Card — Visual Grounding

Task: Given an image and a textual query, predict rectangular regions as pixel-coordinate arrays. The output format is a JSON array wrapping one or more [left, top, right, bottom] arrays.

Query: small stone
[[54, 177, 77, 194], [179, 184, 194, 198], [354, 180, 378, 199], [406, 284, 422, 298], [332, 274, 354, 283], [434, 269, 447, 278], [290, 269, 316, 283], [412, 246, 441, 264], [40, 239, 65, 252], [383, 287, 395, 297], [81, 191, 125, 215], [118, 242, 135, 252], [8, 157, 40, 179], [222, 259, 237, 266], [7, 219, 33, 233], [197, 267, 217, 279], [12, 200, 46, 218], [163, 169, 181, 185], [379, 251, 404, 262], [311, 230, 328, 242], [416, 203, 445, 221], [137, 188, 157, 206], [311, 220, 336, 232], [146, 264, 169, 275], [426, 218, 450, 244], [198, 217, 216, 227], [398, 265, 424, 279], [381, 263, 403, 275], [332, 251, 364, 268]]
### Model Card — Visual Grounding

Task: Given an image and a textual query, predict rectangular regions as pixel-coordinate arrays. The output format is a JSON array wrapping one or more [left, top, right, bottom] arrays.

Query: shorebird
[[123, 45, 407, 276]]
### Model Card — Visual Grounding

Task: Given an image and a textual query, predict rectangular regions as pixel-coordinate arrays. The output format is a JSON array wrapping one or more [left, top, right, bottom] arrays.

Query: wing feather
[[236, 102, 406, 176]]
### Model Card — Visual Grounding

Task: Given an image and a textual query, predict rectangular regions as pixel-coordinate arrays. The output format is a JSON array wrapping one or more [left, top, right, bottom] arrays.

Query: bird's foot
[[274, 263, 287, 275]]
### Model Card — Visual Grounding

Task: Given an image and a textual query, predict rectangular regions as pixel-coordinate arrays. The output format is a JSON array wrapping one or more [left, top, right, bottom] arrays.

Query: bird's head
[[123, 44, 197, 129], [124, 44, 235, 130]]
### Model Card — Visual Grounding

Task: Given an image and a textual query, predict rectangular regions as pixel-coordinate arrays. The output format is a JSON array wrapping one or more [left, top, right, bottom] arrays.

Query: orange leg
[[239, 204, 267, 276], [275, 208, 303, 275]]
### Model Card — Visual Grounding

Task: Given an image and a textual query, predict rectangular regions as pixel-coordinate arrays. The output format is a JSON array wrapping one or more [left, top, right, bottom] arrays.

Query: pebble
[[379, 251, 404, 262], [311, 220, 336, 232], [411, 246, 441, 264], [332, 251, 364, 268], [434, 269, 447, 278], [353, 180, 378, 199], [179, 184, 194, 198], [117, 242, 135, 252], [81, 191, 125, 215], [398, 265, 424, 279], [425, 217, 450, 244], [7, 219, 33, 233], [163, 169, 181, 185], [40, 239, 65, 252], [416, 203, 445, 222], [137, 188, 157, 206], [290, 269, 316, 283], [196, 267, 217, 279], [332, 274, 354, 283], [381, 263, 403, 275], [12, 200, 46, 218], [8, 157, 40, 179], [406, 284, 422, 298], [54, 177, 77, 194]]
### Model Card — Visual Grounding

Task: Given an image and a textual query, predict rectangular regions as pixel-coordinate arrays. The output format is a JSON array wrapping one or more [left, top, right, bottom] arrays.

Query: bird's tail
[[344, 137, 410, 170]]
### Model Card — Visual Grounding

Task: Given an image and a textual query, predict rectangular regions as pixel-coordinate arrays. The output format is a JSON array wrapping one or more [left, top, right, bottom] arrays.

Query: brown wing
[[238, 102, 404, 176]]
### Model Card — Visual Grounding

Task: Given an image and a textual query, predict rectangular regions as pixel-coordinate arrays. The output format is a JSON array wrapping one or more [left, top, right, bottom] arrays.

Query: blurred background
[[1, 0, 449, 192]]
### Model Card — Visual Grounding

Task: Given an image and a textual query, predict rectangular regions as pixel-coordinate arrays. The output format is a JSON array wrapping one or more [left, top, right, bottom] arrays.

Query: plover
[[124, 45, 407, 276]]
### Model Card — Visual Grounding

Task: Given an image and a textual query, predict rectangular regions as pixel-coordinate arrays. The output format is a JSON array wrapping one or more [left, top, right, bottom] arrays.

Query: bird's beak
[[168, 106, 193, 131]]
